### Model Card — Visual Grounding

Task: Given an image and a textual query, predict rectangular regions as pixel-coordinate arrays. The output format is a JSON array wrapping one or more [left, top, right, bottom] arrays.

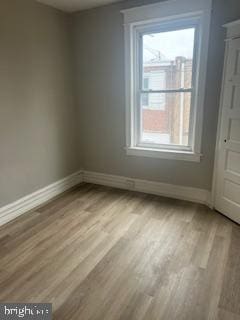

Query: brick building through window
[[142, 56, 192, 146]]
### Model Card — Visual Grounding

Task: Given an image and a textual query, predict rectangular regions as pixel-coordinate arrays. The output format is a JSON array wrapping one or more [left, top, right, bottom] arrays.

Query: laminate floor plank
[[219, 225, 240, 315], [0, 183, 239, 320]]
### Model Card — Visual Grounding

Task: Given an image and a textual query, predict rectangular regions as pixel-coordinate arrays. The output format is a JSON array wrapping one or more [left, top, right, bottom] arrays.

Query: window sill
[[126, 147, 202, 162]]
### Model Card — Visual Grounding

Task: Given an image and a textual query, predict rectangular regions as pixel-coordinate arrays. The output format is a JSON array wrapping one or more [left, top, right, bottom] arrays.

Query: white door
[[215, 37, 240, 224]]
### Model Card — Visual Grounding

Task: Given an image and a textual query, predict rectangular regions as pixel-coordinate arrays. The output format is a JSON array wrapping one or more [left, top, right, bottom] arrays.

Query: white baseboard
[[0, 171, 83, 226], [83, 170, 211, 206], [0, 169, 212, 227]]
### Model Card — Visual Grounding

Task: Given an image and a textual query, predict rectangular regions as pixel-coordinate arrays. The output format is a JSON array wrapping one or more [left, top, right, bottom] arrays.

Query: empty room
[[0, 0, 240, 319]]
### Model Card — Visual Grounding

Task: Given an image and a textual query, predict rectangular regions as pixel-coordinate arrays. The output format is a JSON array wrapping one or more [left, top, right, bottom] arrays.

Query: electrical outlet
[[126, 179, 135, 190]]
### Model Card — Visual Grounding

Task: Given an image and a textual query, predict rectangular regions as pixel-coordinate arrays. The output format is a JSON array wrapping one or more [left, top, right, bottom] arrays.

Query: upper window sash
[[138, 23, 198, 94]]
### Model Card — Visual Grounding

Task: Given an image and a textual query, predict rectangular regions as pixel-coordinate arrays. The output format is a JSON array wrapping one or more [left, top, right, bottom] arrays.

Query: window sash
[[140, 88, 193, 93], [138, 92, 193, 150], [138, 91, 194, 149], [135, 22, 199, 151], [139, 24, 197, 92], [138, 142, 192, 151]]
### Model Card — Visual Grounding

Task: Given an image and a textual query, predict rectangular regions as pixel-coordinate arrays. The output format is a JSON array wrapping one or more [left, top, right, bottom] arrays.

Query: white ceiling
[[36, 0, 123, 12]]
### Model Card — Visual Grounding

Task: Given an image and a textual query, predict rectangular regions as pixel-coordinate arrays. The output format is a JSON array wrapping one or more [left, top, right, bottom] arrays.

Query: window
[[122, 0, 212, 161], [141, 28, 195, 146]]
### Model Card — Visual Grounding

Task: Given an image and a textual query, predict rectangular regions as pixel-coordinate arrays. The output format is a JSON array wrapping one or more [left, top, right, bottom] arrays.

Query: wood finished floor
[[0, 183, 239, 320]]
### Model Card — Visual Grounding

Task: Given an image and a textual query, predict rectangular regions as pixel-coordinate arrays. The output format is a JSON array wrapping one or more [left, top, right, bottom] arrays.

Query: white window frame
[[122, 0, 212, 162]]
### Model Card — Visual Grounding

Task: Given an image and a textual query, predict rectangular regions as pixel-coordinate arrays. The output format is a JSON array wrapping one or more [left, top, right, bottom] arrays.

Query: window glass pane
[[142, 93, 149, 107], [142, 28, 195, 90], [141, 92, 191, 146], [143, 77, 149, 89], [141, 92, 165, 110]]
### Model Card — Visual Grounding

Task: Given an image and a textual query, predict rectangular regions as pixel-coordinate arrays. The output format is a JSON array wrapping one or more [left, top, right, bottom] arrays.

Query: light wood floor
[[0, 183, 239, 320]]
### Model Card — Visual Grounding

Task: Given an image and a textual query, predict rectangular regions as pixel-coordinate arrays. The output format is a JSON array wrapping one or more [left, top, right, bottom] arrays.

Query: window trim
[[122, 0, 212, 162]]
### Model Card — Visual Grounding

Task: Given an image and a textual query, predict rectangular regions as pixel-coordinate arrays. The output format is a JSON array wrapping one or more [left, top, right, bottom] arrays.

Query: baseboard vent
[[125, 179, 135, 190]]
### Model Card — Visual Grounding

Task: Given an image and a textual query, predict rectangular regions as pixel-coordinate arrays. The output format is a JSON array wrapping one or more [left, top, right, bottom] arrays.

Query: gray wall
[[1, 0, 240, 209], [0, 0, 79, 207], [73, 0, 240, 190]]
